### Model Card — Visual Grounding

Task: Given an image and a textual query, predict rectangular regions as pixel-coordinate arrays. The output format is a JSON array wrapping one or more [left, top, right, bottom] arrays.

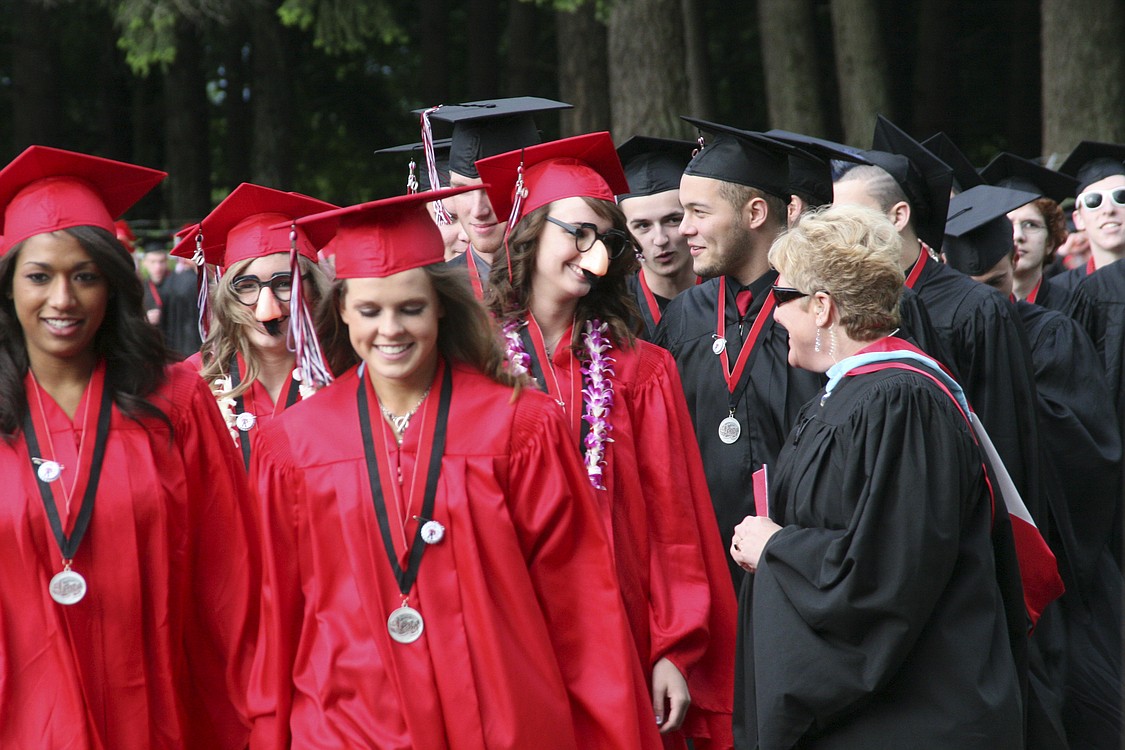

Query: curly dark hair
[[0, 226, 173, 440], [317, 262, 525, 389], [485, 198, 641, 351], [1032, 197, 1067, 267]]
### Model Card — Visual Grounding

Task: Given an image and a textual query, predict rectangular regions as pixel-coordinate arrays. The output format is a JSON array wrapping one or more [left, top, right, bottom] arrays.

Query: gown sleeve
[[505, 392, 663, 750], [624, 344, 737, 746], [171, 369, 261, 747]]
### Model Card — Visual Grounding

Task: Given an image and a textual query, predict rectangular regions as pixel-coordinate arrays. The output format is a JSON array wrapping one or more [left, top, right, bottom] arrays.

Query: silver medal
[[387, 605, 425, 643], [718, 416, 742, 444], [235, 412, 257, 432], [421, 520, 445, 544], [712, 337, 727, 355], [49, 568, 87, 605], [36, 460, 63, 483], [291, 367, 303, 382]]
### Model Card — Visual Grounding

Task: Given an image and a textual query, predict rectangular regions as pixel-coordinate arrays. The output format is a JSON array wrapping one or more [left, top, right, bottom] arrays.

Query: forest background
[[1, 0, 1122, 242]]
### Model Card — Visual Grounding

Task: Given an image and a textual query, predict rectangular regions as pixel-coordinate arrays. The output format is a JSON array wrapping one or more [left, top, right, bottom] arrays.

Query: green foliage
[[105, 0, 228, 75], [277, 0, 405, 54], [521, 0, 612, 23]]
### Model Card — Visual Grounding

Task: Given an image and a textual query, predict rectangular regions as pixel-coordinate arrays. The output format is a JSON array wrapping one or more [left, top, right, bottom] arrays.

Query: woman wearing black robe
[[730, 205, 1024, 749]]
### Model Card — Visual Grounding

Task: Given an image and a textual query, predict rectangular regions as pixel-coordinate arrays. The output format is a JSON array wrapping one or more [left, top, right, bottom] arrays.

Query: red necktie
[[736, 289, 753, 318]]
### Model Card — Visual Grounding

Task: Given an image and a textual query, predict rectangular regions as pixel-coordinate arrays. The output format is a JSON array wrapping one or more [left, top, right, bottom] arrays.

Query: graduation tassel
[[420, 106, 455, 226], [190, 227, 215, 341], [286, 222, 333, 391], [503, 155, 529, 283], [406, 158, 419, 195]]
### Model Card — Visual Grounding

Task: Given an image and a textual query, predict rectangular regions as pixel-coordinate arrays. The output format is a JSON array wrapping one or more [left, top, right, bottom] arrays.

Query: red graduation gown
[[535, 337, 738, 749], [0, 364, 259, 749], [248, 362, 661, 749]]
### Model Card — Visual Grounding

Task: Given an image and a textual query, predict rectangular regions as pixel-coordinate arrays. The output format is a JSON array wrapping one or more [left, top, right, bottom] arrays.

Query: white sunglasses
[[1076, 187, 1125, 211]]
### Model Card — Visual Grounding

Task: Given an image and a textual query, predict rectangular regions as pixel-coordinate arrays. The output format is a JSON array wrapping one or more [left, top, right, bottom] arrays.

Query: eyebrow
[[22, 260, 98, 270]]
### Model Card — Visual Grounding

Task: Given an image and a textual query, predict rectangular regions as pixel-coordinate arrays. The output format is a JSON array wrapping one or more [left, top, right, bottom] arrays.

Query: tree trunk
[[555, 5, 610, 136], [466, 0, 500, 99], [419, 0, 450, 103], [10, 0, 61, 151], [680, 0, 712, 120], [607, 0, 690, 140], [250, 4, 294, 188], [1041, 0, 1125, 160], [163, 20, 211, 224], [1002, 0, 1040, 157], [830, 0, 892, 146], [757, 0, 827, 136], [504, 0, 537, 96], [910, 0, 956, 138], [222, 12, 253, 187]]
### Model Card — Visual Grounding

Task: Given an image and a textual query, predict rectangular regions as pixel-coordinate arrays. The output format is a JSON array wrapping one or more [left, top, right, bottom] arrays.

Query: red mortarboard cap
[[170, 183, 335, 268], [0, 145, 166, 255], [475, 132, 628, 225], [280, 186, 478, 279]]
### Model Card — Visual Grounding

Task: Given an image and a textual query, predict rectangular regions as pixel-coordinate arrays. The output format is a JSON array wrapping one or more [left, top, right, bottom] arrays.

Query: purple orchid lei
[[501, 317, 615, 489]]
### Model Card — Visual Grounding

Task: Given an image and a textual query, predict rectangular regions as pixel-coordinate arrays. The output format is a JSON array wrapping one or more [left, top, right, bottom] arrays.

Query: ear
[[786, 196, 802, 228], [744, 195, 770, 230], [813, 291, 833, 328], [886, 200, 911, 232], [1071, 208, 1087, 232]]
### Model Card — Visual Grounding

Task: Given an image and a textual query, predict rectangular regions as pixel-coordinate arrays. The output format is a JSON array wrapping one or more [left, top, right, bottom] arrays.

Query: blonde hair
[[769, 204, 904, 341], [199, 254, 330, 397]]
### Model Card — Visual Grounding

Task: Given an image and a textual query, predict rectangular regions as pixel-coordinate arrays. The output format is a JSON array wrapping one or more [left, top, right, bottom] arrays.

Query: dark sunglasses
[[1077, 187, 1125, 211], [230, 272, 307, 306], [545, 216, 632, 260], [770, 285, 810, 306]]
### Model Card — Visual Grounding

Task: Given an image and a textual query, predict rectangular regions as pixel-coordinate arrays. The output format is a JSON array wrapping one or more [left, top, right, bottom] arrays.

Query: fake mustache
[[262, 319, 284, 337]]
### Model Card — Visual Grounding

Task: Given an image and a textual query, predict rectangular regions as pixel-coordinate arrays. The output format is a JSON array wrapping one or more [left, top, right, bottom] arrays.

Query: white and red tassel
[[420, 105, 454, 225], [286, 223, 333, 392]]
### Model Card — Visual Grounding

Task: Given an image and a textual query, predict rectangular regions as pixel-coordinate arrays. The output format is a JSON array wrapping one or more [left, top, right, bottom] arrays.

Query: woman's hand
[[652, 656, 690, 733], [730, 515, 782, 573]]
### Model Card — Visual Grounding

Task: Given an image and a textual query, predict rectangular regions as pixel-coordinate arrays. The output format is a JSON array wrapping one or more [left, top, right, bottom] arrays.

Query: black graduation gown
[[1047, 264, 1088, 295], [735, 364, 1023, 750], [897, 284, 961, 380], [652, 272, 824, 587], [446, 247, 491, 294], [1017, 301, 1124, 749], [910, 257, 1044, 524], [144, 271, 202, 358], [1026, 276, 1074, 314], [1067, 261, 1125, 548], [626, 272, 670, 342]]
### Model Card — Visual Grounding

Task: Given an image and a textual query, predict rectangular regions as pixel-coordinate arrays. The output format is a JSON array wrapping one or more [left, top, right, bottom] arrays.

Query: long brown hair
[[198, 254, 329, 398], [317, 262, 525, 389], [485, 197, 641, 351]]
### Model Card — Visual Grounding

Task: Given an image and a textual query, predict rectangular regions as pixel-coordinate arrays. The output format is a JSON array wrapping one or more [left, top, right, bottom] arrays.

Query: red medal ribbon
[[525, 316, 582, 444], [1085, 256, 1096, 276], [1025, 277, 1042, 304], [364, 360, 443, 565], [904, 246, 928, 290], [716, 276, 776, 396], [25, 362, 107, 529], [638, 271, 663, 327], [147, 280, 163, 309], [465, 247, 485, 300]]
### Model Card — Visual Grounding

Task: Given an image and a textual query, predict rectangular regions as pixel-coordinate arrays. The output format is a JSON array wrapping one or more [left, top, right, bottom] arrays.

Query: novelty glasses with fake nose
[[546, 217, 632, 259], [230, 272, 308, 305], [1076, 187, 1125, 211]]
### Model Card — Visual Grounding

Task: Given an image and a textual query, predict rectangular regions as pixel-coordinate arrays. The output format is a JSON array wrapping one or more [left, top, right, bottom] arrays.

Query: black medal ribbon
[[519, 326, 592, 449], [228, 355, 301, 470], [357, 364, 452, 597], [22, 381, 113, 563]]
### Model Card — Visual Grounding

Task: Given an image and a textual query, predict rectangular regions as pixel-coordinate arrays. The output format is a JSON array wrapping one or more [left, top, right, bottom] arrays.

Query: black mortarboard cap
[[616, 135, 694, 201], [681, 117, 792, 199], [764, 130, 870, 208], [944, 184, 1040, 276], [418, 97, 571, 179], [375, 139, 452, 193], [1058, 140, 1125, 194], [865, 114, 954, 251], [979, 152, 1078, 204], [921, 132, 984, 193]]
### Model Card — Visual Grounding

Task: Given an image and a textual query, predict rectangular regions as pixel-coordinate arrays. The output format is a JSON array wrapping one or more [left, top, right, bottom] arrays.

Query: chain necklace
[[379, 386, 433, 443]]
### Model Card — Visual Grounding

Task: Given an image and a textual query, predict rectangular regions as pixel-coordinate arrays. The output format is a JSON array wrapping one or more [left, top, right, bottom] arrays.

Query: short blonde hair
[[768, 204, 904, 341]]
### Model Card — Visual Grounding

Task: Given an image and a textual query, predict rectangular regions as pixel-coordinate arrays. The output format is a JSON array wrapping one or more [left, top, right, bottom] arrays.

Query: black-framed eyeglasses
[[1077, 187, 1125, 211], [230, 272, 306, 306], [546, 216, 632, 259], [771, 285, 810, 306]]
